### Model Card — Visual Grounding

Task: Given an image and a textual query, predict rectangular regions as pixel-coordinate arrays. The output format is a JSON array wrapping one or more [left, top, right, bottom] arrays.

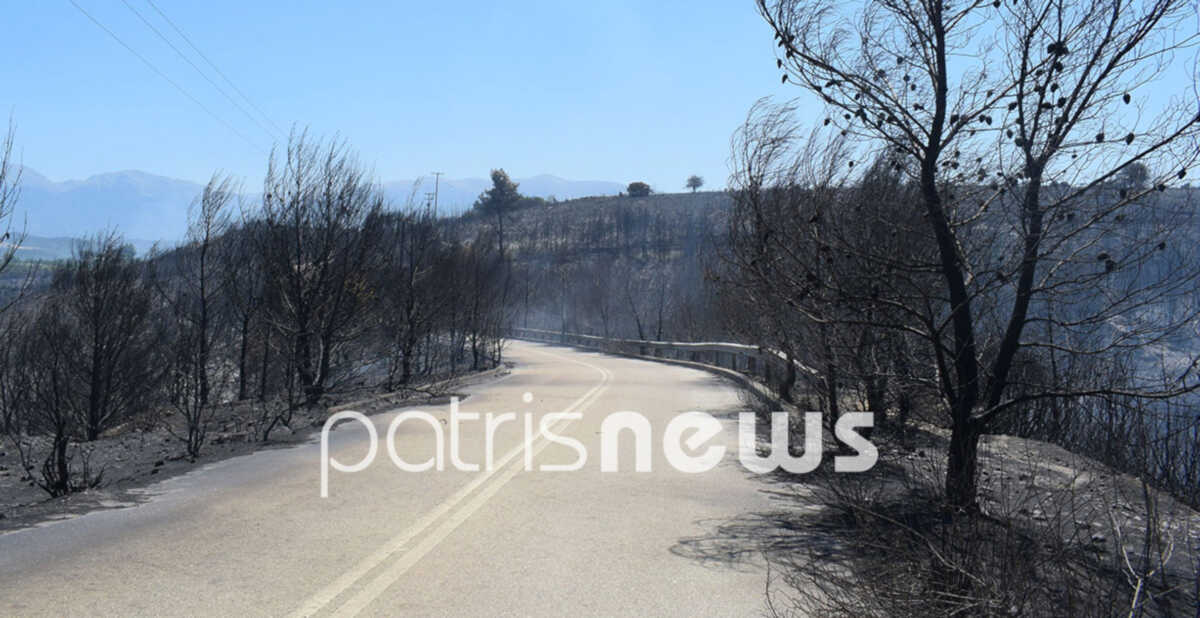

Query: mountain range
[[10, 168, 626, 251]]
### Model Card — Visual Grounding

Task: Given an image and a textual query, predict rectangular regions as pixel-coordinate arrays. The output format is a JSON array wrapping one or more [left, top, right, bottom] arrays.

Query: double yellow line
[[290, 345, 612, 617]]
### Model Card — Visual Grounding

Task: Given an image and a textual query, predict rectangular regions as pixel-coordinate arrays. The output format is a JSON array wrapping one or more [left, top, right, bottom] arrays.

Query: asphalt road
[[0, 341, 777, 617]]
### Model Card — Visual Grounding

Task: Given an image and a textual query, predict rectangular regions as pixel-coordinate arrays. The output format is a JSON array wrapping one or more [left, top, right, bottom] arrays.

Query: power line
[[66, 0, 268, 156], [119, 0, 282, 144], [143, 0, 288, 139]]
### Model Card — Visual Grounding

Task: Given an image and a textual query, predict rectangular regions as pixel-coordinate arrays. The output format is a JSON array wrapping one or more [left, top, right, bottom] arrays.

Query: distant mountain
[[15, 167, 204, 243], [11, 168, 625, 240], [384, 174, 625, 213]]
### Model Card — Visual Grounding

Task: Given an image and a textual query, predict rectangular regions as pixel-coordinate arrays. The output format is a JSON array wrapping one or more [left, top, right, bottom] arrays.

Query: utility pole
[[431, 171, 444, 213]]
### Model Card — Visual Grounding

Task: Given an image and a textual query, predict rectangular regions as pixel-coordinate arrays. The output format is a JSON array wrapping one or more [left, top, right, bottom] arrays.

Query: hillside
[[450, 190, 731, 256], [4, 234, 160, 261], [444, 190, 733, 342], [385, 174, 624, 214], [13, 167, 627, 242]]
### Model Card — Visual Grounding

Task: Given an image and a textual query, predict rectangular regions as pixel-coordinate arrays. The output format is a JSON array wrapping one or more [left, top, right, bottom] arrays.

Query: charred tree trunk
[[945, 419, 981, 511], [237, 313, 251, 400]]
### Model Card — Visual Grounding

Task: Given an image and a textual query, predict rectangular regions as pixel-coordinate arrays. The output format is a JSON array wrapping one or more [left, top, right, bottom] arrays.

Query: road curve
[[0, 341, 776, 617]]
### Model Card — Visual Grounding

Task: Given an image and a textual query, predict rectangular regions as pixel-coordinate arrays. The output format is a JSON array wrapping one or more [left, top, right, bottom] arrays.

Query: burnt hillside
[[444, 191, 734, 342]]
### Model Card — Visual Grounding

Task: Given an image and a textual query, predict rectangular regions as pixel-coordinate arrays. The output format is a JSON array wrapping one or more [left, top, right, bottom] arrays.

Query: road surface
[[0, 341, 778, 617]]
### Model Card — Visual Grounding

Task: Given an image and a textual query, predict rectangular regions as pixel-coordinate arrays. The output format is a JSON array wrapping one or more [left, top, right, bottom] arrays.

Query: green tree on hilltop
[[474, 169, 522, 255]]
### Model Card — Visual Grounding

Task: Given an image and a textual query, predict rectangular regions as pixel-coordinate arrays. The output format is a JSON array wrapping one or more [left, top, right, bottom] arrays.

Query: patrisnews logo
[[319, 396, 877, 497]]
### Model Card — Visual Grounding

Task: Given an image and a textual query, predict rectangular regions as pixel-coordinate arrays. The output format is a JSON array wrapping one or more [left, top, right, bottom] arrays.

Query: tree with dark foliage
[[627, 181, 652, 198], [474, 169, 521, 256]]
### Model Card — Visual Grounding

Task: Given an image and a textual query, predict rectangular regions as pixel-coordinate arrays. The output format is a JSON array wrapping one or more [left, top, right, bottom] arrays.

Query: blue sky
[[2, 1, 792, 191]]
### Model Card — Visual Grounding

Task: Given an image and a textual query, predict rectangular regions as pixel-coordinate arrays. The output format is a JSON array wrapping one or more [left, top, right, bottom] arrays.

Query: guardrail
[[508, 327, 814, 396]]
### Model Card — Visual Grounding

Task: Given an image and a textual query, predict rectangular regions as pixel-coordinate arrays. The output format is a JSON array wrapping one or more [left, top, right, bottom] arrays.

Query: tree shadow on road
[[668, 455, 911, 573]]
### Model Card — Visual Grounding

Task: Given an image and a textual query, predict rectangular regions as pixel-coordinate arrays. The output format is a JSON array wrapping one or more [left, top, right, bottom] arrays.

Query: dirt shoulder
[[0, 365, 511, 534]]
